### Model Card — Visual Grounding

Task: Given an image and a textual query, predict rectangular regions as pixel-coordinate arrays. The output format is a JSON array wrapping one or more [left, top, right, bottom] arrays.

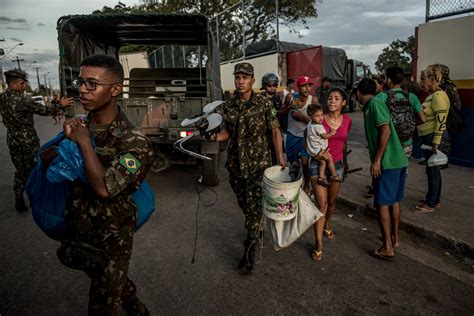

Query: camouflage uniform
[[0, 88, 58, 195], [223, 92, 280, 232], [56, 109, 154, 315]]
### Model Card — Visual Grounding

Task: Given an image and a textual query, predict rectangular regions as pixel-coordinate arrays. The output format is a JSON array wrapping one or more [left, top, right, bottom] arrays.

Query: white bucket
[[262, 166, 303, 221]]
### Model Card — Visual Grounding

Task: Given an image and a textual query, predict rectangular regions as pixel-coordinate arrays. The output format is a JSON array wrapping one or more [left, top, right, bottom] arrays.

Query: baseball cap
[[233, 62, 254, 76], [296, 76, 313, 86]]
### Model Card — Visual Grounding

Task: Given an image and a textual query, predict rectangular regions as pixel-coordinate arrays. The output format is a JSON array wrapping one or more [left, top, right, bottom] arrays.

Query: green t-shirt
[[364, 97, 408, 170], [375, 88, 421, 145]]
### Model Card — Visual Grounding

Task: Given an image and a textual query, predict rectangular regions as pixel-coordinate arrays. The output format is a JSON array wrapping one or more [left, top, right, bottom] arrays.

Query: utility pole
[[43, 74, 48, 95], [12, 56, 25, 70], [33, 67, 41, 90]]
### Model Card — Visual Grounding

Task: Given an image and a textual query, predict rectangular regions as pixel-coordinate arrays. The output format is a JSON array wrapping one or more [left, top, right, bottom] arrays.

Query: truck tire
[[202, 153, 220, 186]]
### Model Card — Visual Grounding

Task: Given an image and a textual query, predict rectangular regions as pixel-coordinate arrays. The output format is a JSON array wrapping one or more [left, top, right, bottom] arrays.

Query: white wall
[[220, 53, 280, 92], [417, 16, 474, 80]]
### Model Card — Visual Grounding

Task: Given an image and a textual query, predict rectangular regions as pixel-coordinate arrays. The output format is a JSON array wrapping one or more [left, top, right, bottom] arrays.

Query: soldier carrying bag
[[26, 132, 155, 240]]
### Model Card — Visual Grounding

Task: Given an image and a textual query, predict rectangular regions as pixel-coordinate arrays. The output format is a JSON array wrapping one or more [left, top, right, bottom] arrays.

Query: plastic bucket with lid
[[262, 166, 303, 221]]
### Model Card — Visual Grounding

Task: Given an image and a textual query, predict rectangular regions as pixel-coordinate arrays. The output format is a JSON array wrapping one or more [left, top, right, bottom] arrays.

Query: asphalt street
[[0, 115, 473, 315]]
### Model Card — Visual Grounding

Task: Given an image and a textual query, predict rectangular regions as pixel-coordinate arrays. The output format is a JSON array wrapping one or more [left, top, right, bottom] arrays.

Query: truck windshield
[[356, 65, 365, 80]]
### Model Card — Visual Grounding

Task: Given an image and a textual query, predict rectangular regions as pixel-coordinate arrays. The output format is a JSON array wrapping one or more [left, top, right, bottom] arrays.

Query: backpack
[[443, 83, 464, 134], [385, 90, 416, 143]]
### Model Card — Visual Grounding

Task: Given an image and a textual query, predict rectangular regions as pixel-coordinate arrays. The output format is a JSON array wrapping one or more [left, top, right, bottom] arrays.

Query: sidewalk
[[337, 143, 474, 259]]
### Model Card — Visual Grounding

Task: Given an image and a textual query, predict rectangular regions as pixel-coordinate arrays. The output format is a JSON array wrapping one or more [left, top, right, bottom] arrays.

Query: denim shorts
[[373, 167, 407, 205], [308, 159, 344, 178]]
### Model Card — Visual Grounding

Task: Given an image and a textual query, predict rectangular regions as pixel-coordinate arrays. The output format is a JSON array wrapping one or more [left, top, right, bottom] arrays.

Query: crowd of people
[[0, 56, 462, 314], [224, 63, 459, 263]]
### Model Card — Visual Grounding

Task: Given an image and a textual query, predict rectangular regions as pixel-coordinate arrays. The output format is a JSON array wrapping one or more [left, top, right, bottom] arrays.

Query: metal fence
[[426, 0, 474, 21]]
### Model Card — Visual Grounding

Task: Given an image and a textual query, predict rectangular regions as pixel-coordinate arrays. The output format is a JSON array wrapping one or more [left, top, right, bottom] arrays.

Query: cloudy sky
[[0, 0, 426, 90]]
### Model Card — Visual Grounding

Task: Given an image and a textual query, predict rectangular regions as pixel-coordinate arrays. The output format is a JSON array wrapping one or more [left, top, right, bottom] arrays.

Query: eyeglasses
[[72, 78, 118, 91], [266, 84, 278, 88]]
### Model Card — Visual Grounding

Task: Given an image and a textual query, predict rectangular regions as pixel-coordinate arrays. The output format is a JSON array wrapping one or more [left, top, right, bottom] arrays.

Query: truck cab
[[346, 59, 371, 112], [57, 14, 223, 185]]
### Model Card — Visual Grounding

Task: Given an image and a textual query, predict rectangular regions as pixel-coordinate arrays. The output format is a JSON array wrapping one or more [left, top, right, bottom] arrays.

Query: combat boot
[[15, 192, 28, 212], [238, 238, 257, 273], [122, 296, 150, 316]]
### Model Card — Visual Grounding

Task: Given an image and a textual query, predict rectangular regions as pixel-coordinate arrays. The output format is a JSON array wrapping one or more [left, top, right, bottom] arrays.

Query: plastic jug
[[420, 144, 448, 166]]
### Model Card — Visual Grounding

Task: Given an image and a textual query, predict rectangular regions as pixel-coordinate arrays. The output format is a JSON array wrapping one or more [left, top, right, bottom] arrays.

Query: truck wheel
[[202, 153, 219, 186]]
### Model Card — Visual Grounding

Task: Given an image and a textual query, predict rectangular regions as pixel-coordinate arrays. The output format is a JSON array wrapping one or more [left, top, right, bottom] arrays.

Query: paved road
[[0, 115, 473, 315]]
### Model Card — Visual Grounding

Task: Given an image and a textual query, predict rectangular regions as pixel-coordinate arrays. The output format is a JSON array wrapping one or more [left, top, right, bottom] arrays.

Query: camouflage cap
[[233, 62, 254, 76], [4, 69, 28, 81]]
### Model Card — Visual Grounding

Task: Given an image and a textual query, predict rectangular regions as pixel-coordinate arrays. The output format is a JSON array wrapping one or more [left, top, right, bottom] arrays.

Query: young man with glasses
[[50, 55, 154, 315], [0, 69, 73, 211]]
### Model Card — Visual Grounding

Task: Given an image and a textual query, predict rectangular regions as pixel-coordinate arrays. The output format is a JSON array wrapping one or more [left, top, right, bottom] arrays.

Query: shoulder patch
[[119, 152, 141, 174]]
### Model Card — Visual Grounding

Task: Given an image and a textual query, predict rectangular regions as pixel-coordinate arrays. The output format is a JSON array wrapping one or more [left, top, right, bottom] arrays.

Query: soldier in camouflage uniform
[[0, 69, 73, 211], [260, 72, 283, 165], [45, 55, 154, 315], [212, 63, 286, 273]]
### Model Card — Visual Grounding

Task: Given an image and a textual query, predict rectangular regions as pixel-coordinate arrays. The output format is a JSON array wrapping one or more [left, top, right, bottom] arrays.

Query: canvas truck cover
[[57, 13, 221, 100]]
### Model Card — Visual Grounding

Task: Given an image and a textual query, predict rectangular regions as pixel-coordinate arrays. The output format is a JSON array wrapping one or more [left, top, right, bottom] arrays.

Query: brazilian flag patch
[[119, 153, 141, 174]]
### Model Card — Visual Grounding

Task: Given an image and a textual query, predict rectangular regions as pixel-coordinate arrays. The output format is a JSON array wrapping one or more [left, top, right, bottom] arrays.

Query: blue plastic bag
[[26, 132, 72, 240], [27, 132, 155, 240]]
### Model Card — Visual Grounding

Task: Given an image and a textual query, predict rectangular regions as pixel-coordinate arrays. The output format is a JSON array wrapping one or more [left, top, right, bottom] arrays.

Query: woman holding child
[[307, 88, 352, 262]]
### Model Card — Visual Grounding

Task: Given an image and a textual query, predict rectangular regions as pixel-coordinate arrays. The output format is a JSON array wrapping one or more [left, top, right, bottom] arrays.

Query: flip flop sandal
[[368, 249, 394, 260], [414, 204, 435, 213], [330, 175, 343, 183], [324, 229, 334, 239], [317, 178, 330, 187], [311, 249, 323, 262], [419, 200, 441, 208]]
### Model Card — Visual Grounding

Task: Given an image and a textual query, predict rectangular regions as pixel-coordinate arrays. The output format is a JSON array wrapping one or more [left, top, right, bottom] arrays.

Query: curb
[[336, 195, 474, 259]]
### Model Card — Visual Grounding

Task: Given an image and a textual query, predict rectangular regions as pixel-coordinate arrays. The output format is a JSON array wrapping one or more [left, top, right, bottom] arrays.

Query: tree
[[375, 36, 414, 73], [94, 0, 320, 61]]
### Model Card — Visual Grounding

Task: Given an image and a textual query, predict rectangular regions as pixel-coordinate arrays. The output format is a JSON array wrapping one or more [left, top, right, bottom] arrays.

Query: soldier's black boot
[[238, 238, 257, 273], [15, 192, 28, 212]]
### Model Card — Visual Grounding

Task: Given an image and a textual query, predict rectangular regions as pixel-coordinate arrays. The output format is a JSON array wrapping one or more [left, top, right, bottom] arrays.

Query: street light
[[0, 42, 24, 60]]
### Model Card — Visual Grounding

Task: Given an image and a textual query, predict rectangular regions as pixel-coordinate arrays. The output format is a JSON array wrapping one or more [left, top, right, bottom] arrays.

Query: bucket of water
[[262, 166, 303, 221]]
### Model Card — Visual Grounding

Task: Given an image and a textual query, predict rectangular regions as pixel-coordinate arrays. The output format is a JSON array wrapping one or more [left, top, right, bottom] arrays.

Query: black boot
[[238, 238, 257, 273], [15, 192, 28, 212], [122, 296, 150, 316]]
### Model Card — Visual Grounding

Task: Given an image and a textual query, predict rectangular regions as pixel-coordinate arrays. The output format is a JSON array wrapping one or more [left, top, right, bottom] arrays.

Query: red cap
[[296, 76, 314, 86]]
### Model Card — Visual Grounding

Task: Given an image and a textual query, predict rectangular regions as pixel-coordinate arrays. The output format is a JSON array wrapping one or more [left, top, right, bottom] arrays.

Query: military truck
[[57, 14, 223, 185]]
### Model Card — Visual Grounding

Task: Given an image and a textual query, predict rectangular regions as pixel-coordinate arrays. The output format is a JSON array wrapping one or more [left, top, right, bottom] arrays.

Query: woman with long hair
[[309, 88, 352, 261]]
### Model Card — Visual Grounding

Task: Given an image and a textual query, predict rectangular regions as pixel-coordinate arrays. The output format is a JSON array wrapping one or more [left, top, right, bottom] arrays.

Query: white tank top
[[287, 95, 312, 137]]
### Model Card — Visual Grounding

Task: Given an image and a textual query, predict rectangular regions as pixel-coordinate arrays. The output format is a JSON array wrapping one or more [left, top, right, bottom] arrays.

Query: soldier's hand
[[64, 118, 90, 145], [59, 97, 74, 108]]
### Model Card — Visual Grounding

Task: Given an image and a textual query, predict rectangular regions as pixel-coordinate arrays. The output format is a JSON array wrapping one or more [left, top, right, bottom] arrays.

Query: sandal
[[311, 249, 323, 262], [324, 228, 334, 239], [330, 175, 343, 183], [317, 177, 330, 187], [419, 199, 441, 208], [414, 204, 434, 213]]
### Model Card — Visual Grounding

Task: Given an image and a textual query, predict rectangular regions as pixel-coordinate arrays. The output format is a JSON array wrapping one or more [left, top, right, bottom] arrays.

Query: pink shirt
[[322, 114, 352, 163]]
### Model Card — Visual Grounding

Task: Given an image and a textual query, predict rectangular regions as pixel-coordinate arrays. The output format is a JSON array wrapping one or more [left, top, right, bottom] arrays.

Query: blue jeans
[[421, 132, 449, 208]]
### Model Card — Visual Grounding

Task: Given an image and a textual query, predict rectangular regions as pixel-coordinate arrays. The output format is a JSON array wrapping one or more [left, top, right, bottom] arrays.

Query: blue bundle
[[26, 132, 155, 240]]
